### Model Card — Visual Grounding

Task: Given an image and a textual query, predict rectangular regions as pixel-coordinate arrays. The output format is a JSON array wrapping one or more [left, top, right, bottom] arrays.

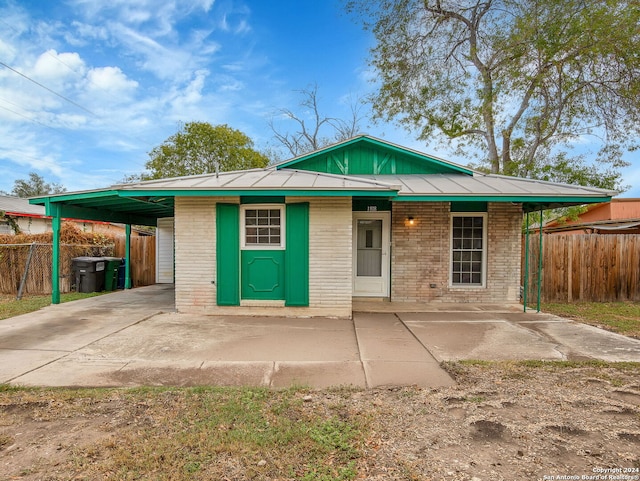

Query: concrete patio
[[1, 285, 639, 389]]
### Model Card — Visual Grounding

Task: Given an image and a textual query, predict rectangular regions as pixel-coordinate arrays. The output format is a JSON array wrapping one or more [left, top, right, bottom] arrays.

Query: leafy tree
[[346, 0, 639, 190], [143, 122, 269, 180], [7, 172, 66, 197], [269, 84, 365, 157]]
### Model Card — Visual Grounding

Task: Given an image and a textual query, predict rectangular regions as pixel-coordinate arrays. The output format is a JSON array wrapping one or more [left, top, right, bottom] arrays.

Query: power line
[[0, 61, 96, 116], [0, 103, 62, 131], [0, 96, 66, 132]]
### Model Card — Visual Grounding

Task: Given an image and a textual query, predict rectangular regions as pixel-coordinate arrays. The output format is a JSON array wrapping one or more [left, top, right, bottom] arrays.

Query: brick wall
[[391, 202, 522, 303], [174, 196, 234, 313], [174, 196, 352, 317], [305, 197, 352, 314]]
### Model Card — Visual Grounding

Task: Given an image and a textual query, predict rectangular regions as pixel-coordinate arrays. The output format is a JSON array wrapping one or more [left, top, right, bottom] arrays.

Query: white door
[[156, 217, 174, 283], [353, 212, 390, 297]]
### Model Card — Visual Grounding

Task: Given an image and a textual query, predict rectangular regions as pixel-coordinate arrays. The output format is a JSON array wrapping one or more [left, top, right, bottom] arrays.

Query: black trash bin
[[71, 257, 106, 292]]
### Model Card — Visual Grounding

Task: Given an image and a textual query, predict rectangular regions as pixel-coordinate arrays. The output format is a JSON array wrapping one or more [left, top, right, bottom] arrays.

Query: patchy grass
[[445, 360, 640, 385], [0, 292, 105, 320], [454, 359, 640, 371], [542, 302, 640, 338], [0, 386, 367, 481], [3, 363, 640, 479]]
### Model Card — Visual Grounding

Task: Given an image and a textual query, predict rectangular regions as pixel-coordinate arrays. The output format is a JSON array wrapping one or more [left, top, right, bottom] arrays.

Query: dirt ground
[[1, 361, 639, 480]]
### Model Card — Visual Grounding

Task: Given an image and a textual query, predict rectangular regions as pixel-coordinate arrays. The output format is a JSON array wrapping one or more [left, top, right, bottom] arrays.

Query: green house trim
[[116, 189, 396, 198], [276, 135, 475, 176]]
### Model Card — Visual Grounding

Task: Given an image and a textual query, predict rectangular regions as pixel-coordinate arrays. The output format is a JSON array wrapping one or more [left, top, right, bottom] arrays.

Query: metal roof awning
[[29, 169, 402, 226], [29, 167, 616, 225], [29, 191, 175, 226], [356, 173, 615, 211]]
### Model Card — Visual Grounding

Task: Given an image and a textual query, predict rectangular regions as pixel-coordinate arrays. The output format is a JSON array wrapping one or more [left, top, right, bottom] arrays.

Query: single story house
[[0, 195, 51, 234], [31, 136, 614, 317], [536, 198, 640, 234]]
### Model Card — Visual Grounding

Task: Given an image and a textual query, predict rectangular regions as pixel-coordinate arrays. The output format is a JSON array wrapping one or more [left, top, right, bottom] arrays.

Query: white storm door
[[353, 212, 390, 297]]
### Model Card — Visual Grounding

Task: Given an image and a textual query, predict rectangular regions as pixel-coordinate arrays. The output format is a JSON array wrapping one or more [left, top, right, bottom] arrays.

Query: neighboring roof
[[0, 195, 46, 217], [539, 198, 640, 233], [592, 221, 640, 231], [540, 218, 640, 233]]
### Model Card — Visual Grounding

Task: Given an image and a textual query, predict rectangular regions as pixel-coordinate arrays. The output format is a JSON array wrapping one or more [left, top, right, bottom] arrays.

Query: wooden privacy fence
[[522, 234, 640, 303], [0, 236, 156, 296], [114, 236, 156, 287]]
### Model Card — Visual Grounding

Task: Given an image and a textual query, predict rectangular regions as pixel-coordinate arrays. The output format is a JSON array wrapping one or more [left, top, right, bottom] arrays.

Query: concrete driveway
[[1, 285, 639, 389]]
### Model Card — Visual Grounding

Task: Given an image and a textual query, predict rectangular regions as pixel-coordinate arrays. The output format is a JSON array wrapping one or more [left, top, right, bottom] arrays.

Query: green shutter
[[285, 202, 309, 306], [216, 203, 240, 306]]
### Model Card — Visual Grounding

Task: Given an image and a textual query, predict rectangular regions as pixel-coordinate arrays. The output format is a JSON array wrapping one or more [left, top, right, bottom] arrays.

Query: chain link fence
[[0, 243, 115, 297]]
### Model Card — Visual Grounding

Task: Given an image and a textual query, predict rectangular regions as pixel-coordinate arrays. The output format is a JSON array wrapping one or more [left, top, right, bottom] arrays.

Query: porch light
[[407, 216, 415, 226]]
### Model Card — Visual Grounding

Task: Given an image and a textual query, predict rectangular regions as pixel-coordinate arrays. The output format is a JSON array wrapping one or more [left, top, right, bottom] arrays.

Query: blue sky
[[0, 0, 638, 196]]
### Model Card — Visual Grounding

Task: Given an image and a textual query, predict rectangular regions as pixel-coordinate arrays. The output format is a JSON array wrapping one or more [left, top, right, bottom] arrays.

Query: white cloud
[[67, 21, 110, 45], [86, 66, 138, 97], [68, 0, 215, 33], [106, 22, 198, 82], [234, 19, 251, 35], [0, 124, 66, 178], [0, 0, 293, 193], [167, 69, 209, 118], [32, 50, 86, 83], [55, 113, 88, 129], [0, 38, 18, 62]]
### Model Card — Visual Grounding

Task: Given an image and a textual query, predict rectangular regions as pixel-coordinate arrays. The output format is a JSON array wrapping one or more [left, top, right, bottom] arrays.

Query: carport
[[31, 190, 174, 303]]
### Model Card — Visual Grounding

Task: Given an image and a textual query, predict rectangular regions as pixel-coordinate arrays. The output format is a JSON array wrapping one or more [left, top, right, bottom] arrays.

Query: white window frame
[[449, 212, 487, 288], [240, 204, 286, 250]]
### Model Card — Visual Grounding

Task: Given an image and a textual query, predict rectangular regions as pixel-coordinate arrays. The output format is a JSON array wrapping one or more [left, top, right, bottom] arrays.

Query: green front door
[[241, 250, 285, 300], [240, 205, 286, 301]]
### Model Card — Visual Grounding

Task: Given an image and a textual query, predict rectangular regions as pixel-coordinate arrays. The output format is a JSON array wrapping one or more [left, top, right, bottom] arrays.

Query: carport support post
[[51, 203, 61, 304], [523, 211, 530, 313], [537, 207, 543, 312], [125, 224, 132, 289]]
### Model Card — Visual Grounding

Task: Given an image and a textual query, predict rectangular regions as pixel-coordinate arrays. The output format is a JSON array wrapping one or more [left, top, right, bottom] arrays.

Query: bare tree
[[269, 84, 365, 157]]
